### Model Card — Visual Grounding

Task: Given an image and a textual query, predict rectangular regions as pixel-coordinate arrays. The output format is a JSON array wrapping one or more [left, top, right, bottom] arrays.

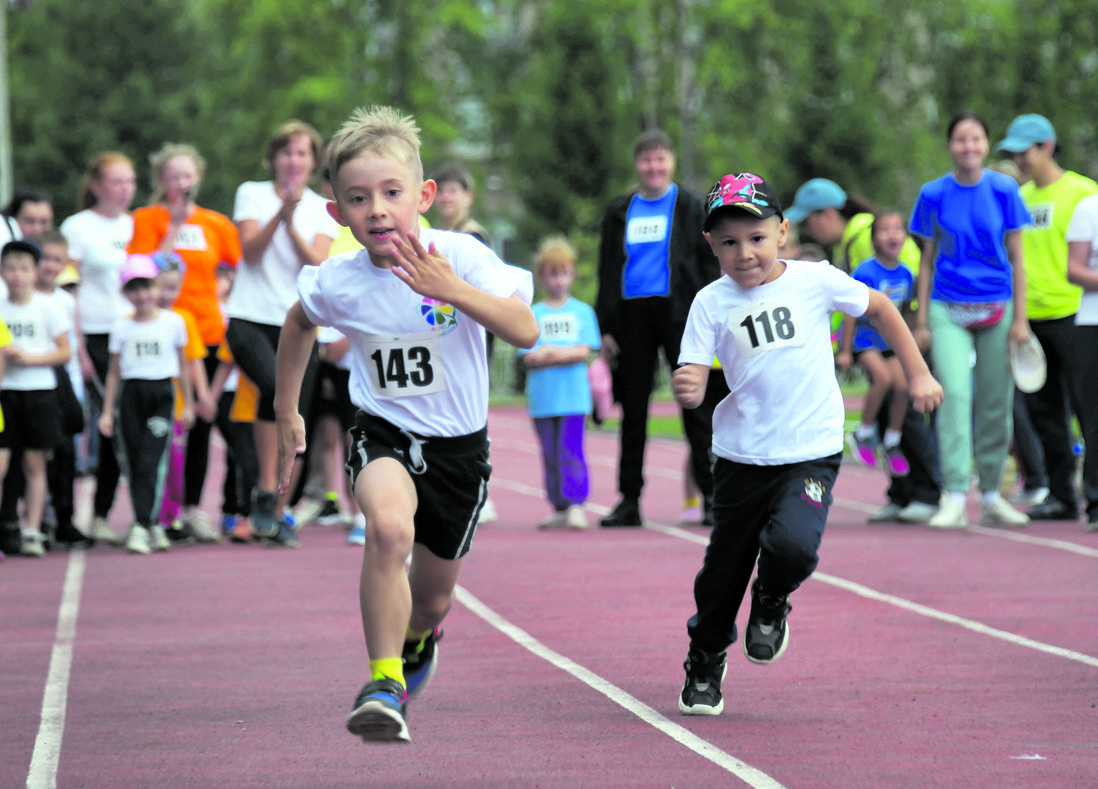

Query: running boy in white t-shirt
[[99, 254, 193, 555], [274, 106, 538, 742], [672, 173, 943, 715]]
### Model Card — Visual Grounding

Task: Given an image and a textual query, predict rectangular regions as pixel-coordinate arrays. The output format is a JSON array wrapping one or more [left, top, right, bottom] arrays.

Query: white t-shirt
[[679, 259, 869, 465], [41, 288, 81, 395], [108, 310, 187, 380], [298, 228, 533, 437], [226, 181, 340, 325], [0, 292, 71, 391], [1066, 194, 1098, 326], [59, 209, 134, 334]]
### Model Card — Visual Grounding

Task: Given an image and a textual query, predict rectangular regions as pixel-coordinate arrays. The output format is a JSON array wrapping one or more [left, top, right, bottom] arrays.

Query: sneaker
[[981, 497, 1029, 528], [316, 499, 343, 526], [402, 628, 442, 698], [220, 513, 236, 540], [928, 496, 968, 529], [183, 510, 220, 542], [346, 524, 366, 546], [846, 432, 879, 468], [263, 515, 301, 548], [149, 525, 171, 552], [1085, 517, 1098, 533], [477, 497, 498, 524], [866, 502, 904, 524], [53, 522, 93, 548], [1025, 498, 1080, 522], [896, 500, 940, 524], [883, 445, 909, 477], [678, 647, 727, 715], [229, 517, 254, 544], [346, 678, 409, 742], [1011, 485, 1049, 507], [565, 505, 588, 531], [251, 490, 279, 539], [20, 529, 45, 557], [743, 579, 791, 665], [125, 524, 151, 555], [0, 520, 21, 555], [291, 496, 325, 526], [600, 498, 642, 527], [90, 516, 119, 546], [537, 511, 567, 530], [165, 519, 197, 545]]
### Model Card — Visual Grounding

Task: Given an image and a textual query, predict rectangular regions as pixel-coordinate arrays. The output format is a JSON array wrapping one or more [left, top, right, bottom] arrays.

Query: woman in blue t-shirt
[[909, 111, 1033, 530]]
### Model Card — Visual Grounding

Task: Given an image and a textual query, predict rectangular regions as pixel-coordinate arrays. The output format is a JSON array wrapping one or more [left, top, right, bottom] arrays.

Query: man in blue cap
[[997, 113, 1098, 521]]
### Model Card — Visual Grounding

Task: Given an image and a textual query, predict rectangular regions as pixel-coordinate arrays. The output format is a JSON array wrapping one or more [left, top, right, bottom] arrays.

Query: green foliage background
[[7, 0, 1098, 307]]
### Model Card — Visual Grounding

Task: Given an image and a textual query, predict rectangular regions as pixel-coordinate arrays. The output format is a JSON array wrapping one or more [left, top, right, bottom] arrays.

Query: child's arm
[[273, 301, 319, 493], [206, 358, 235, 403], [862, 290, 943, 413], [836, 314, 857, 372], [912, 241, 936, 353], [1005, 230, 1031, 346], [391, 234, 538, 349], [97, 354, 121, 438], [522, 344, 593, 369], [671, 363, 710, 410], [178, 347, 195, 430], [8, 332, 71, 368]]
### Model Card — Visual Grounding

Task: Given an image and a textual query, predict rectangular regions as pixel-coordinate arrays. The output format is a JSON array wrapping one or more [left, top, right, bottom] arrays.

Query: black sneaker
[[251, 489, 279, 538], [316, 499, 343, 526], [679, 647, 727, 715], [347, 678, 409, 742], [600, 498, 642, 527], [402, 628, 442, 698], [743, 579, 791, 665]]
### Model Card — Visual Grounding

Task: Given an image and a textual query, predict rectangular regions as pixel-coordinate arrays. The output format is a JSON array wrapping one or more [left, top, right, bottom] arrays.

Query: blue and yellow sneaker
[[347, 678, 409, 743], [402, 628, 442, 698]]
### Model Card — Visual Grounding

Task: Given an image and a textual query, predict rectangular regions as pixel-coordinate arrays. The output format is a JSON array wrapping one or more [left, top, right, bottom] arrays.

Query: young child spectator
[[98, 254, 193, 554], [35, 230, 89, 546], [152, 256, 218, 543], [0, 239, 72, 557], [519, 236, 601, 531], [837, 211, 914, 476], [671, 173, 942, 716], [274, 105, 537, 742], [0, 317, 9, 559]]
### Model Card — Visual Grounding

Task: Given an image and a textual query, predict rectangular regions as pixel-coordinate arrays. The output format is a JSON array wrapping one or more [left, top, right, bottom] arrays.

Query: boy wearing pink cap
[[672, 174, 943, 715]]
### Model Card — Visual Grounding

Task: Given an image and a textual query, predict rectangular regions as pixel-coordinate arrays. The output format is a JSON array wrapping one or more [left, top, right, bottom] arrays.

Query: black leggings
[[225, 318, 318, 422], [85, 334, 123, 519], [117, 379, 175, 528]]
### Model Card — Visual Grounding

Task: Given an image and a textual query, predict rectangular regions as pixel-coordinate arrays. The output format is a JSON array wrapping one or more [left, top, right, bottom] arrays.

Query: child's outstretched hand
[[390, 234, 459, 303], [276, 410, 307, 495], [672, 363, 708, 410], [908, 371, 944, 413]]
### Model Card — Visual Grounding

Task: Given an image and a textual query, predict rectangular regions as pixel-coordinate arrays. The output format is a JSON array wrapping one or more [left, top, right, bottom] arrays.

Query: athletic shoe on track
[[565, 505, 588, 530], [402, 628, 442, 698], [125, 524, 151, 555], [981, 497, 1029, 527], [90, 516, 119, 546], [20, 529, 45, 557], [846, 432, 879, 468], [883, 445, 909, 477], [183, 510, 220, 542], [263, 516, 301, 548], [315, 499, 343, 526], [346, 525, 366, 545], [149, 525, 171, 552], [743, 579, 791, 665], [251, 490, 279, 539], [679, 647, 727, 715], [347, 678, 409, 743]]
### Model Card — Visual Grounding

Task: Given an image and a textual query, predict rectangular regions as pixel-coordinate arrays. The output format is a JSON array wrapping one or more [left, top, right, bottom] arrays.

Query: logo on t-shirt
[[419, 298, 459, 335]]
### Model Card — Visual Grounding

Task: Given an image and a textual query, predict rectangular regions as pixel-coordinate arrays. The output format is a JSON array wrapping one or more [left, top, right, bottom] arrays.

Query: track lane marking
[[455, 586, 786, 789], [26, 550, 86, 789]]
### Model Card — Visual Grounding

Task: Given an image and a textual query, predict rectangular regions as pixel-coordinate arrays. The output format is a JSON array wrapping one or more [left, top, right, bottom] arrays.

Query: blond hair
[[328, 105, 423, 186], [533, 235, 576, 281], [148, 143, 206, 205]]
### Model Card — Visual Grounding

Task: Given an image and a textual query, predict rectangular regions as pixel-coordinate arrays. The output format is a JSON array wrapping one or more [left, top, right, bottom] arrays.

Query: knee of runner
[[363, 512, 415, 556]]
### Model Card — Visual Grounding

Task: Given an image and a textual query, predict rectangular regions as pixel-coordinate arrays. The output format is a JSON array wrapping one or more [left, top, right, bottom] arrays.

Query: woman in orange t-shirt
[[128, 143, 242, 538]]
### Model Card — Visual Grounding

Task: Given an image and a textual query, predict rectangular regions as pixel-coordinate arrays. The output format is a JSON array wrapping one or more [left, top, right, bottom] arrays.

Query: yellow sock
[[405, 626, 432, 644], [370, 658, 405, 688], [683, 495, 700, 510]]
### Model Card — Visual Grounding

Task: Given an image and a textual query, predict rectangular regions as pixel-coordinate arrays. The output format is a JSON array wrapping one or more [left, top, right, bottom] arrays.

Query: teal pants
[[928, 300, 1014, 494]]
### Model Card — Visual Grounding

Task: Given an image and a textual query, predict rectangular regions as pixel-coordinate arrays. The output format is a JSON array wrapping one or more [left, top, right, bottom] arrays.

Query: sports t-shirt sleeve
[[827, 264, 871, 318], [296, 263, 329, 327], [678, 289, 718, 366], [909, 182, 939, 241]]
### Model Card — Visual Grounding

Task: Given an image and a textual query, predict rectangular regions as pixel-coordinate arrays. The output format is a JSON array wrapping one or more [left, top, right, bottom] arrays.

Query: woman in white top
[[225, 120, 338, 544], [59, 152, 137, 545]]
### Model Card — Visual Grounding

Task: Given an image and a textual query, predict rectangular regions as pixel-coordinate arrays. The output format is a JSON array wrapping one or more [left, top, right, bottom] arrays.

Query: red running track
[[4, 404, 1097, 788]]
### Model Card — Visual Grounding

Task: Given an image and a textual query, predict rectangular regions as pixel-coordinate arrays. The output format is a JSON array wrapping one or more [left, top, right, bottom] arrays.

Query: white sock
[[855, 423, 875, 441], [982, 491, 1001, 507], [883, 429, 902, 449], [947, 491, 966, 507]]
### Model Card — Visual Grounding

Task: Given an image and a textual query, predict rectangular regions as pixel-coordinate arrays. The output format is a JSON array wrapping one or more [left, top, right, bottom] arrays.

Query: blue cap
[[997, 114, 1055, 153], [1, 238, 42, 263], [785, 178, 846, 223]]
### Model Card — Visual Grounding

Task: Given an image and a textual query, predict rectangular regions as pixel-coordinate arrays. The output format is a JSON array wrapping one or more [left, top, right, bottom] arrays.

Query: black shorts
[[0, 389, 63, 450], [345, 412, 491, 560]]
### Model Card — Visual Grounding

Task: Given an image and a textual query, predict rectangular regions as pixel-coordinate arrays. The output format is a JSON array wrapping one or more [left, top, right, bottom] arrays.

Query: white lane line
[[455, 586, 786, 789], [26, 550, 86, 789]]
